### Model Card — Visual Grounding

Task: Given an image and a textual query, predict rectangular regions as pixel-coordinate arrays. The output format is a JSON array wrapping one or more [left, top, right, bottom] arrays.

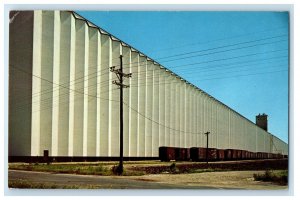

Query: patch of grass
[[111, 164, 146, 176], [9, 163, 146, 176], [9, 163, 113, 176], [8, 180, 80, 189], [253, 170, 288, 185], [123, 169, 146, 176]]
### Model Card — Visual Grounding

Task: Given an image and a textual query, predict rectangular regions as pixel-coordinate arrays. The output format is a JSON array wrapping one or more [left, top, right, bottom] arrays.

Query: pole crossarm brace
[[112, 80, 130, 88], [110, 66, 132, 81]]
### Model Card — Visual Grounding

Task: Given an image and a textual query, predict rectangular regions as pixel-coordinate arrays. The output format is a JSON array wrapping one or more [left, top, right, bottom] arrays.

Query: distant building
[[9, 11, 288, 161], [256, 113, 268, 131]]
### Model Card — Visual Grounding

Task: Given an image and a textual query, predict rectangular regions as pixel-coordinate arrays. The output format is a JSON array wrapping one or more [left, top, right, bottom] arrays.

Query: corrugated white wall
[[9, 11, 34, 156], [9, 10, 288, 157]]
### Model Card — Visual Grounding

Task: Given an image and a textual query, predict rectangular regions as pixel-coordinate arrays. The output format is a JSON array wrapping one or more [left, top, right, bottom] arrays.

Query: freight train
[[159, 146, 286, 162]]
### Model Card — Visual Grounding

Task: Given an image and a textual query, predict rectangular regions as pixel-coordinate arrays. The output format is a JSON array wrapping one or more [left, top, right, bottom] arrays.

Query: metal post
[[204, 131, 210, 165]]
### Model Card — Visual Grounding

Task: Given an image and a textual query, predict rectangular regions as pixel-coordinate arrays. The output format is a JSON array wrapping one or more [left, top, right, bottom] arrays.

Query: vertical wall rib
[[196, 91, 199, 147], [56, 12, 71, 156], [110, 40, 121, 157], [9, 11, 34, 156], [195, 92, 200, 147], [86, 27, 98, 156], [51, 11, 61, 156], [200, 92, 204, 147], [96, 31, 101, 156], [72, 19, 86, 156], [40, 11, 54, 156], [99, 34, 110, 156], [138, 55, 147, 157], [201, 93, 205, 147], [82, 23, 90, 157], [188, 86, 193, 147], [180, 83, 185, 147], [190, 89, 194, 147], [68, 13, 76, 156], [152, 64, 160, 156], [122, 46, 131, 157], [31, 11, 42, 156], [192, 90, 196, 147], [170, 76, 176, 147], [129, 51, 139, 156], [185, 86, 189, 147], [175, 80, 180, 147], [165, 73, 171, 147], [145, 60, 153, 157], [211, 99, 216, 148], [159, 67, 165, 147]]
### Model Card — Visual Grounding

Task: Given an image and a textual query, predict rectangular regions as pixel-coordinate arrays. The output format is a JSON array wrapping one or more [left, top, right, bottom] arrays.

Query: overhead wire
[[128, 68, 288, 88], [23, 33, 288, 100], [12, 48, 288, 111], [154, 34, 287, 61], [11, 30, 288, 113], [129, 49, 288, 82], [148, 25, 287, 54], [12, 48, 287, 111], [10, 66, 120, 114], [19, 26, 288, 99], [13, 34, 287, 108]]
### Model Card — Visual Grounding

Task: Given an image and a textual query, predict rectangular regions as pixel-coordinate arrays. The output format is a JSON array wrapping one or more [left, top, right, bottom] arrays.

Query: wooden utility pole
[[110, 55, 131, 175], [204, 131, 210, 165]]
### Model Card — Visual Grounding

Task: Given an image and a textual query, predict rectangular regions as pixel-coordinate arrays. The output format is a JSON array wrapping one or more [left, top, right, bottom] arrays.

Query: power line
[[120, 37, 288, 69], [130, 55, 288, 83], [176, 62, 287, 80], [10, 65, 288, 148], [148, 26, 288, 54], [171, 48, 288, 70], [123, 101, 200, 135], [12, 53, 288, 111], [10, 36, 288, 110], [155, 34, 287, 60], [11, 49, 288, 111], [120, 47, 288, 82], [128, 49, 288, 83], [17, 35, 287, 100], [129, 69, 288, 88], [175, 56, 287, 74], [10, 66, 120, 110], [157, 39, 287, 64]]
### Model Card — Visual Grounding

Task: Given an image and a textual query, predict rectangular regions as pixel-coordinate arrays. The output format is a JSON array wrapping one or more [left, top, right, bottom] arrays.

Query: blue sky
[[77, 11, 289, 143]]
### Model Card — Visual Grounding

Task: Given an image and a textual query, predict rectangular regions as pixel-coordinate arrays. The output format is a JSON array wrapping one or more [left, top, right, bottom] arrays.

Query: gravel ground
[[121, 170, 288, 190]]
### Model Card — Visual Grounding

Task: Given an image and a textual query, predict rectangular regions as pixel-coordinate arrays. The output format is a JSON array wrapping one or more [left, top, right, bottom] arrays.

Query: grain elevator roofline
[[69, 11, 280, 135]]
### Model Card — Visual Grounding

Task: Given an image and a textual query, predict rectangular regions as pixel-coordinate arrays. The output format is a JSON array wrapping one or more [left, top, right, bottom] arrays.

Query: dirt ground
[[8, 160, 288, 189], [119, 170, 288, 190]]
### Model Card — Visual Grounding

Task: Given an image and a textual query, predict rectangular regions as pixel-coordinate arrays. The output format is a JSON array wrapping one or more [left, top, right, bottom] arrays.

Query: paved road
[[8, 170, 215, 189]]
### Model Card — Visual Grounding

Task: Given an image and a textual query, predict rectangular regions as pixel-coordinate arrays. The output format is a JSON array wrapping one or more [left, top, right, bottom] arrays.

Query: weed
[[253, 170, 288, 185], [111, 165, 124, 175], [169, 163, 178, 173]]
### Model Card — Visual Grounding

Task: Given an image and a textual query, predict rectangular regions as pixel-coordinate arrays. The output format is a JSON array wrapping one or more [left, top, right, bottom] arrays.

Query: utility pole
[[204, 131, 210, 165], [110, 55, 132, 175]]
